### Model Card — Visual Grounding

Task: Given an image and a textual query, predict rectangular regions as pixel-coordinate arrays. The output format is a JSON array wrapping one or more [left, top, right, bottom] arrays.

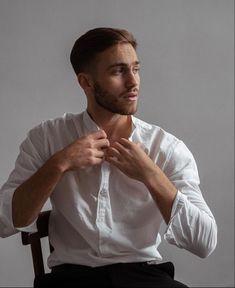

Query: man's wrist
[[142, 166, 160, 190], [143, 165, 177, 197], [48, 152, 68, 175]]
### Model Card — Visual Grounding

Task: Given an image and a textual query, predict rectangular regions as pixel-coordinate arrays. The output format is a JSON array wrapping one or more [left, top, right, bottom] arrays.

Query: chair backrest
[[21, 210, 52, 277]]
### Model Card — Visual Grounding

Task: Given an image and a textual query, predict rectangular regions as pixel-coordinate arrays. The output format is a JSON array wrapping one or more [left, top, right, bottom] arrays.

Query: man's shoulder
[[132, 116, 179, 143], [30, 112, 83, 132], [43, 112, 83, 127], [133, 116, 195, 167], [25, 112, 84, 143]]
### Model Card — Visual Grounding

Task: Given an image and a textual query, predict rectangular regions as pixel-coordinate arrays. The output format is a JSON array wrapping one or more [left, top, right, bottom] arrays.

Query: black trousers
[[34, 261, 189, 287]]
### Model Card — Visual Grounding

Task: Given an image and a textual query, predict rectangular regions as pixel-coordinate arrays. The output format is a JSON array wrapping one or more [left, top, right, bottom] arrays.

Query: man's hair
[[70, 27, 137, 75]]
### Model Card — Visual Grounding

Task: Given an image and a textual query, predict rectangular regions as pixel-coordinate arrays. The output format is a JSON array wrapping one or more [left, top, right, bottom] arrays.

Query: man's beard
[[93, 82, 138, 115]]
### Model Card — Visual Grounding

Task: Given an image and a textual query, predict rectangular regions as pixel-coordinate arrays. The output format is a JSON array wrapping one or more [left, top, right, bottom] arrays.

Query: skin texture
[[12, 43, 176, 228]]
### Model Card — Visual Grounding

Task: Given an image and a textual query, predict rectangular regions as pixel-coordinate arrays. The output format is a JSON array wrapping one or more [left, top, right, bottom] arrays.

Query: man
[[0, 27, 217, 287]]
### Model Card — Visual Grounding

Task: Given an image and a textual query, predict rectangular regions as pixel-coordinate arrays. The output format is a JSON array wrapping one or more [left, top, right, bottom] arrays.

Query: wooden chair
[[21, 210, 52, 277]]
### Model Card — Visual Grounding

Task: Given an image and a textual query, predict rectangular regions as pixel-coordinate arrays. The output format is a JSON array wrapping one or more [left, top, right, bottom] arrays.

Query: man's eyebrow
[[107, 61, 140, 70]]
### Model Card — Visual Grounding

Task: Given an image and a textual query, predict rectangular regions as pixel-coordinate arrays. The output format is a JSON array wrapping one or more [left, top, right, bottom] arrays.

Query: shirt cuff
[[164, 190, 187, 243], [0, 189, 18, 237], [0, 187, 37, 235], [16, 218, 37, 233]]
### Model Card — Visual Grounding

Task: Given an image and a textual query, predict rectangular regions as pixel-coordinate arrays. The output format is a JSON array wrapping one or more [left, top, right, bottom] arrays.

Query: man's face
[[91, 43, 140, 115]]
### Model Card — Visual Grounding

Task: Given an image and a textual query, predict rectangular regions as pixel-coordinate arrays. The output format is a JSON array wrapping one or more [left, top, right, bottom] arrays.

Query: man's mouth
[[124, 93, 138, 101], [122, 90, 139, 101]]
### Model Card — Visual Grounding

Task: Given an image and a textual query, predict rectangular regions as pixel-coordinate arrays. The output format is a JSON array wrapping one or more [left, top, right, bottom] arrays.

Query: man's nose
[[125, 71, 139, 88]]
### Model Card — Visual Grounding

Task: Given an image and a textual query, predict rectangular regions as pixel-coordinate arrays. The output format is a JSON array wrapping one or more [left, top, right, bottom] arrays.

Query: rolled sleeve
[[0, 187, 17, 237], [164, 191, 217, 258], [163, 141, 217, 258], [0, 125, 47, 237]]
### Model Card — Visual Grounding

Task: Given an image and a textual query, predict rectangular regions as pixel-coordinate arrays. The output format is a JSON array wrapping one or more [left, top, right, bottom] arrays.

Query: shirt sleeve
[[0, 124, 47, 237], [163, 140, 217, 258]]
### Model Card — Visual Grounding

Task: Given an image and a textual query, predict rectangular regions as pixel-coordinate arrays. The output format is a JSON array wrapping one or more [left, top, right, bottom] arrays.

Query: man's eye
[[112, 68, 123, 75], [133, 67, 140, 74]]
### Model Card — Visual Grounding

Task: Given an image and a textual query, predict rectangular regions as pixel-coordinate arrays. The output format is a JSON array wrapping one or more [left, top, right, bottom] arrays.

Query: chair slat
[[21, 210, 51, 277]]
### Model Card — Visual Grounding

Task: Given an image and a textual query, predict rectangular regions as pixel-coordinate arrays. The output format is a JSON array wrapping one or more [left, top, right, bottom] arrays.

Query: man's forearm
[[144, 166, 177, 224], [12, 154, 64, 228], [12, 130, 109, 228]]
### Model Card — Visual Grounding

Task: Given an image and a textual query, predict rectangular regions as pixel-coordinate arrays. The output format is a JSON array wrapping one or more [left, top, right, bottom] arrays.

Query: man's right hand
[[12, 130, 109, 227], [54, 130, 110, 172]]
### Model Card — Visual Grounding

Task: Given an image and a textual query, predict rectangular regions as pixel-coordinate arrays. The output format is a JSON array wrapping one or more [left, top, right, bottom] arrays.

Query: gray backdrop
[[0, 0, 234, 287]]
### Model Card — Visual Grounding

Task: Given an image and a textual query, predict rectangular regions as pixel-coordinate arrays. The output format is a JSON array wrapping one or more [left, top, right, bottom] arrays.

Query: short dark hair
[[70, 27, 137, 75]]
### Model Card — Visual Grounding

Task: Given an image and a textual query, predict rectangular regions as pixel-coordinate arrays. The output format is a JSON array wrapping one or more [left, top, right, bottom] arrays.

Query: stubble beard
[[93, 82, 138, 115]]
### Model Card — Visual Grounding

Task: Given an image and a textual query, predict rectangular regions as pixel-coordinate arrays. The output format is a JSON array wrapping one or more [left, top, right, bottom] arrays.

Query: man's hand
[[12, 130, 110, 228], [106, 138, 156, 184], [106, 138, 177, 224], [55, 130, 110, 172]]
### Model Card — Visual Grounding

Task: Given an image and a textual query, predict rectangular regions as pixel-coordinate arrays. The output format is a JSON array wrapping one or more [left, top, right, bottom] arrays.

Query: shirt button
[[100, 189, 106, 196]]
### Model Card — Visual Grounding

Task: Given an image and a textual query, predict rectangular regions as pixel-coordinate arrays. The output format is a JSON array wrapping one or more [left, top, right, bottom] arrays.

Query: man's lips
[[123, 92, 138, 101]]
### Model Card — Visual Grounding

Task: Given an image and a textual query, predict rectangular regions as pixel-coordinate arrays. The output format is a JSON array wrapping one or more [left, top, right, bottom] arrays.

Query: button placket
[[96, 162, 114, 255], [96, 162, 112, 234]]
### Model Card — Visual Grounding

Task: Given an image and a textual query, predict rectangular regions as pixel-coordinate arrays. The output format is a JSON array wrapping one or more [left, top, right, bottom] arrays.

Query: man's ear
[[77, 73, 93, 90]]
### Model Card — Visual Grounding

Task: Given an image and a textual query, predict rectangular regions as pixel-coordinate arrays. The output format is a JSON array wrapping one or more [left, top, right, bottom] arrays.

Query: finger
[[106, 154, 122, 168], [112, 141, 129, 154], [118, 138, 134, 148], [119, 138, 143, 152], [106, 146, 121, 158], [95, 138, 110, 149], [90, 129, 107, 140], [94, 149, 105, 158], [90, 157, 105, 166]]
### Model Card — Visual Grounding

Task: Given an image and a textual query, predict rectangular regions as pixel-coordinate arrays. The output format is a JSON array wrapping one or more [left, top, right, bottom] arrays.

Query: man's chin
[[96, 100, 138, 116], [120, 110, 137, 116], [125, 106, 138, 115], [119, 103, 138, 116]]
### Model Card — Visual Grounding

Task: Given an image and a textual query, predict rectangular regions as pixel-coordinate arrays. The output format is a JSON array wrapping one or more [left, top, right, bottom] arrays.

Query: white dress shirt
[[0, 111, 217, 267]]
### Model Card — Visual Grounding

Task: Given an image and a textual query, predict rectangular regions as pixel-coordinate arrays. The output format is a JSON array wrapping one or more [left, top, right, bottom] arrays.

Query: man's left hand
[[106, 138, 157, 184]]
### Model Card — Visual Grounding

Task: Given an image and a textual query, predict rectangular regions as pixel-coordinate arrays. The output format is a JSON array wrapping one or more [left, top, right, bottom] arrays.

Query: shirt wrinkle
[[0, 110, 217, 265]]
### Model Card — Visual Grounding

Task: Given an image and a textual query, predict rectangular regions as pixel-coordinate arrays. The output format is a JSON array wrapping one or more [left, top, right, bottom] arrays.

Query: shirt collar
[[83, 110, 100, 133], [82, 109, 137, 138]]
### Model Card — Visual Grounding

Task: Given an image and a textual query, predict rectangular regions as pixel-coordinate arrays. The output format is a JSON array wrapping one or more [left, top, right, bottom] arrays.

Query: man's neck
[[87, 108, 133, 144]]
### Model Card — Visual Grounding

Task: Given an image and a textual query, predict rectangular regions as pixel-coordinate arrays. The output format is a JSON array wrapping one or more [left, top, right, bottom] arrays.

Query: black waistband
[[51, 261, 174, 279]]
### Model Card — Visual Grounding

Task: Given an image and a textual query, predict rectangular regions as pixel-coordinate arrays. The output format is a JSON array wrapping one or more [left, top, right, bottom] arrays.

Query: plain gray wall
[[0, 0, 234, 287]]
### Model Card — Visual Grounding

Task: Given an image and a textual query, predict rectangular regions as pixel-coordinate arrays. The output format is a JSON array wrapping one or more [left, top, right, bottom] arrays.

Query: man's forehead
[[96, 43, 139, 67]]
